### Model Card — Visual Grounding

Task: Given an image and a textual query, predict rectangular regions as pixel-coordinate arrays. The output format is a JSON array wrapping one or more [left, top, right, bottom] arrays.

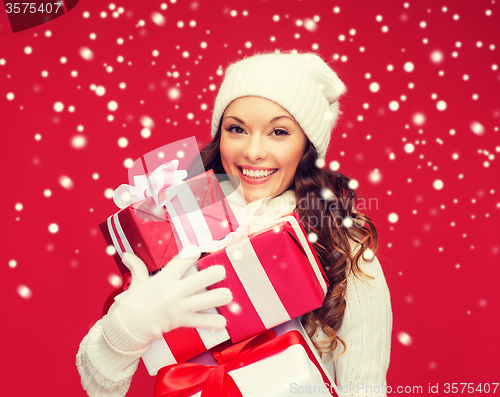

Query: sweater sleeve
[[76, 304, 152, 397], [319, 253, 393, 397]]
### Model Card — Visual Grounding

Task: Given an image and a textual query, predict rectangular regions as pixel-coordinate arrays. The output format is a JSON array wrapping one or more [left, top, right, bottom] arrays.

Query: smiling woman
[[189, 52, 392, 391], [76, 51, 392, 397]]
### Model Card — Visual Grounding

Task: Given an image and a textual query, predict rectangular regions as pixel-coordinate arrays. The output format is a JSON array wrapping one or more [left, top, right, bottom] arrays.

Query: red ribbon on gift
[[154, 329, 337, 397]]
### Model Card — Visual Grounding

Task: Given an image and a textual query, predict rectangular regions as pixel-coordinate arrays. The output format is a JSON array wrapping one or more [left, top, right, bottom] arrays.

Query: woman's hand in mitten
[[103, 246, 231, 349]]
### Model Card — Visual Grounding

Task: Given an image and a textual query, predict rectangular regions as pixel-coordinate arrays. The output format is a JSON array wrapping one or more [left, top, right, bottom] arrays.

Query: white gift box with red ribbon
[[153, 318, 339, 397]]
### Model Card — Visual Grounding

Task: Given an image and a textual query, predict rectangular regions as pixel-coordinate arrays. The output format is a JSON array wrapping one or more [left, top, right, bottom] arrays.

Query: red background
[[1, 0, 499, 396]]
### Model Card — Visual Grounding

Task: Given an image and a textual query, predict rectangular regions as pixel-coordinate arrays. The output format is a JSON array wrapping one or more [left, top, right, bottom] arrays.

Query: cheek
[[279, 145, 304, 183], [282, 143, 304, 169]]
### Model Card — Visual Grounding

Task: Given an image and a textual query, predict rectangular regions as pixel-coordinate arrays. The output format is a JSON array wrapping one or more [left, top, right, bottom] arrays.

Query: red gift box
[[197, 212, 329, 343], [154, 319, 338, 397], [99, 169, 239, 275]]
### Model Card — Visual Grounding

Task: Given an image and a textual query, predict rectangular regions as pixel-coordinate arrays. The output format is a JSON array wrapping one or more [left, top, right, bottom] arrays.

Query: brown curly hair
[[188, 122, 378, 360]]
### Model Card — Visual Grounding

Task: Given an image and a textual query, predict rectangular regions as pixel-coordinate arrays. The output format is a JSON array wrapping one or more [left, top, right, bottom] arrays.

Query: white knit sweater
[[76, 185, 392, 396]]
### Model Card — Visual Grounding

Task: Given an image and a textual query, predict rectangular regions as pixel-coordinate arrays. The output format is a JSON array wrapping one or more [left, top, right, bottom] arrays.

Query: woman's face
[[220, 96, 307, 203]]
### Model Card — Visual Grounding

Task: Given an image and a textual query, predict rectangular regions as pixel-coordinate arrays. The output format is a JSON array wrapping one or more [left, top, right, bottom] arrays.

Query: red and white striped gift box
[[198, 212, 329, 343]]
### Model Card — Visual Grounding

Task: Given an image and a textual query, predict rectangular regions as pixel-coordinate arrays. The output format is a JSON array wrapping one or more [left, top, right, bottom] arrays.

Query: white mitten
[[103, 246, 231, 350]]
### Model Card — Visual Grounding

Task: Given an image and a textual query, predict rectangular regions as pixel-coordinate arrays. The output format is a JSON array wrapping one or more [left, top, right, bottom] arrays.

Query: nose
[[242, 134, 267, 162]]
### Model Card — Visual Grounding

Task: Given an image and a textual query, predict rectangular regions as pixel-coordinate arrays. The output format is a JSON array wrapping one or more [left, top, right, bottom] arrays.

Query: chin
[[244, 190, 265, 202], [246, 190, 274, 202]]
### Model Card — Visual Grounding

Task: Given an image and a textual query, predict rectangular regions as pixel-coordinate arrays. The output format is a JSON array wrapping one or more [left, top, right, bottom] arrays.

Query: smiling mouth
[[237, 166, 278, 179]]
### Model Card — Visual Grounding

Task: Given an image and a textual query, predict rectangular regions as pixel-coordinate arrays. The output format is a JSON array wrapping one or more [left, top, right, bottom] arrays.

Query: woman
[[77, 51, 392, 396]]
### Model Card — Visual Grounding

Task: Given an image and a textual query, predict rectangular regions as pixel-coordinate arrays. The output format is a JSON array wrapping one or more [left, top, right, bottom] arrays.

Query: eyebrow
[[223, 115, 295, 124]]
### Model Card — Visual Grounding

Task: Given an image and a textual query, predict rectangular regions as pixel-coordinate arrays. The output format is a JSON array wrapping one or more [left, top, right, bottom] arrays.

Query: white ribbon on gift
[[188, 196, 273, 255], [106, 210, 135, 258], [159, 181, 220, 255], [226, 235, 290, 329], [113, 159, 188, 209]]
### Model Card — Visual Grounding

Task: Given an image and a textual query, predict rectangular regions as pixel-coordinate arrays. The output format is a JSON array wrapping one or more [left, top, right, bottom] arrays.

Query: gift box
[[197, 212, 329, 343], [99, 169, 239, 275], [154, 319, 338, 397], [126, 212, 328, 375]]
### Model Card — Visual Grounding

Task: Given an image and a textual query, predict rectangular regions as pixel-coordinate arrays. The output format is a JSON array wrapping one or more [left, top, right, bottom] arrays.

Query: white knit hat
[[211, 52, 346, 159]]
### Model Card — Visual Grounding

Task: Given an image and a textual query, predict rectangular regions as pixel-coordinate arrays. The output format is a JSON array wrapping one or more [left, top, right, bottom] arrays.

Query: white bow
[[113, 159, 188, 209]]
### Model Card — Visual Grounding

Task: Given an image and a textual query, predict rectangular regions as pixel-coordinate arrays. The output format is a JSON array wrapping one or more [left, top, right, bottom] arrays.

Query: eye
[[271, 129, 290, 136], [227, 125, 246, 134]]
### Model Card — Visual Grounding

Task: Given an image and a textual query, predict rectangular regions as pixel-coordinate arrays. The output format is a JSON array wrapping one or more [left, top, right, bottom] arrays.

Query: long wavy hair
[[188, 121, 378, 359]]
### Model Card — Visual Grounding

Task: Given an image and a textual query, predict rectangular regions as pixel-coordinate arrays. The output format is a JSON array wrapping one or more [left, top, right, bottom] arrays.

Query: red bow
[[154, 329, 334, 397]]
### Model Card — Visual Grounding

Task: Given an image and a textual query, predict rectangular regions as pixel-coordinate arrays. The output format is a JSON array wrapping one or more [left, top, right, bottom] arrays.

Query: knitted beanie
[[211, 52, 346, 159]]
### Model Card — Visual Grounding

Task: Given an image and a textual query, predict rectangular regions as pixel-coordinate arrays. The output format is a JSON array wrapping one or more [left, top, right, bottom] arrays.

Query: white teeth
[[241, 168, 277, 179]]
